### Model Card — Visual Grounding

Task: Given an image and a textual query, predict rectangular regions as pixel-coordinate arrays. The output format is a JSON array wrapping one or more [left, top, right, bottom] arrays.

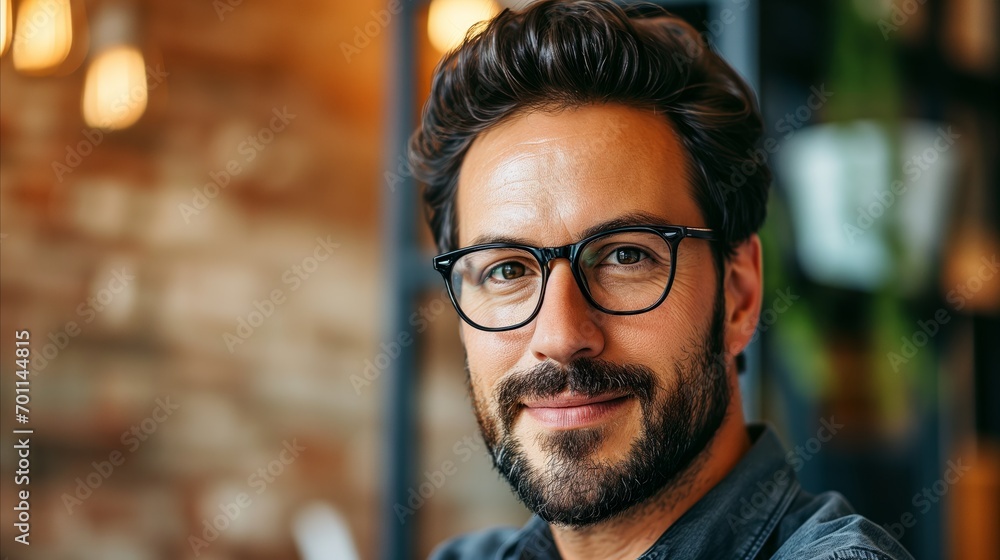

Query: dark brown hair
[[408, 0, 770, 258]]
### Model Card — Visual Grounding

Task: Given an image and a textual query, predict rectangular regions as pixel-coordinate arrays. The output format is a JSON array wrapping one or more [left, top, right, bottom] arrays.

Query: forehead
[[455, 104, 701, 247]]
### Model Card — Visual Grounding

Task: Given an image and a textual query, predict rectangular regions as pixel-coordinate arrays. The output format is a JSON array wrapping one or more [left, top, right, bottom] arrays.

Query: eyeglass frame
[[431, 224, 717, 332]]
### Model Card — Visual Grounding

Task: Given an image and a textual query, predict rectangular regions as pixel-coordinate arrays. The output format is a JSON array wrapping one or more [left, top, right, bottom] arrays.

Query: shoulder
[[428, 526, 522, 560], [772, 491, 914, 560]]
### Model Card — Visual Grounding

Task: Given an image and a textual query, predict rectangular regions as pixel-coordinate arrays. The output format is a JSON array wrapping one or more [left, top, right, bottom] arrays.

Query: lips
[[523, 392, 627, 409], [521, 392, 631, 429]]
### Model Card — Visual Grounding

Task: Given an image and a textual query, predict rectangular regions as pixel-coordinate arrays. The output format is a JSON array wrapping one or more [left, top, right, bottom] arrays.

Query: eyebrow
[[467, 211, 675, 247]]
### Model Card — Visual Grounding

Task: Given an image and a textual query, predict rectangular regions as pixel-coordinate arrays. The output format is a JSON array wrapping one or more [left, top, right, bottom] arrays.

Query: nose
[[527, 260, 605, 365]]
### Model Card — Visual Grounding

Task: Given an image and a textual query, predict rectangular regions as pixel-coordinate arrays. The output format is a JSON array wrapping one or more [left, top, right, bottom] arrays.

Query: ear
[[722, 234, 763, 358]]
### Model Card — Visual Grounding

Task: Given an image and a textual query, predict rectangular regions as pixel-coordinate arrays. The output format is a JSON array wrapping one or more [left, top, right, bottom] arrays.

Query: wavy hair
[[408, 0, 770, 258]]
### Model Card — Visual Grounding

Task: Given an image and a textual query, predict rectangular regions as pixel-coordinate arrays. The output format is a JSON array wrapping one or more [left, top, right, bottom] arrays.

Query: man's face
[[455, 104, 731, 526]]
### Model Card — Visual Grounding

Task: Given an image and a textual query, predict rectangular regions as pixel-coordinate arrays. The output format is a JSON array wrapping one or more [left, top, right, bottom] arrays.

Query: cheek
[[463, 326, 528, 396], [663, 272, 714, 330], [611, 276, 711, 366]]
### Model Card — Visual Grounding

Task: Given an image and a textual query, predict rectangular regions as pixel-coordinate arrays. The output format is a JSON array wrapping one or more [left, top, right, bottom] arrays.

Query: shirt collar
[[638, 423, 799, 559]]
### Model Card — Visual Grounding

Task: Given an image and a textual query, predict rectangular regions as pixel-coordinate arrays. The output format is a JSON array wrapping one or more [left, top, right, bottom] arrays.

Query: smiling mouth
[[520, 392, 632, 429]]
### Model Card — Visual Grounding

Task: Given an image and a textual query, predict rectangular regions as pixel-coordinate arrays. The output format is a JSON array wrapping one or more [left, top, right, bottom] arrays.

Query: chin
[[520, 420, 639, 472]]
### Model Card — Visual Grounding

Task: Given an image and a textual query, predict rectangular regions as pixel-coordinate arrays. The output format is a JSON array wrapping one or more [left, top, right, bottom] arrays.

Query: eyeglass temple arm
[[678, 226, 717, 240]]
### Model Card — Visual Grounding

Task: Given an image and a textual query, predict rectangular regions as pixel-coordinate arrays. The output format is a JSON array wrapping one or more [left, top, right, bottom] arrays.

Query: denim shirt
[[430, 423, 915, 560]]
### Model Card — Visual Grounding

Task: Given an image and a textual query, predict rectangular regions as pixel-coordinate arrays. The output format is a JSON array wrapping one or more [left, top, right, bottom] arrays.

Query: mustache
[[495, 358, 657, 432]]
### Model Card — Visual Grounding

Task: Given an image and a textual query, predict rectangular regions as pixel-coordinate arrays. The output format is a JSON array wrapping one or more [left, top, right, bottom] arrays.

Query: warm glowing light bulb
[[82, 45, 148, 130], [12, 0, 74, 73], [427, 0, 498, 53], [1, 0, 12, 57]]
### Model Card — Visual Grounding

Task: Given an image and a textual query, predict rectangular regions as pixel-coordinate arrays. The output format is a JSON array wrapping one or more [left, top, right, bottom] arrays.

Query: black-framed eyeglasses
[[432, 225, 716, 331]]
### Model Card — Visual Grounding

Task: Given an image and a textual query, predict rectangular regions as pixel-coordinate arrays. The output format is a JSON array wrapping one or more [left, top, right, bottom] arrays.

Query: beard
[[468, 289, 731, 527]]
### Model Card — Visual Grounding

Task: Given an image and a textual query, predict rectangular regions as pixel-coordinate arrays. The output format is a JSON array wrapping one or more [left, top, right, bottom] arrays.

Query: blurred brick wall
[[0, 1, 527, 558]]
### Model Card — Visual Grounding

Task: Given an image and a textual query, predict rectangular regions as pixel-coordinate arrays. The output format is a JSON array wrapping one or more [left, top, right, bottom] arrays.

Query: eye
[[607, 247, 646, 265], [488, 261, 527, 281]]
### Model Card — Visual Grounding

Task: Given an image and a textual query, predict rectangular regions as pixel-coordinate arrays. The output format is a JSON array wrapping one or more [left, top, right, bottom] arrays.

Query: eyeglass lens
[[449, 230, 674, 329]]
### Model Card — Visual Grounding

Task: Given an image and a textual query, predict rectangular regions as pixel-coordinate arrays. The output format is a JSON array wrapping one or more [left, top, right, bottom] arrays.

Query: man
[[408, 1, 914, 558]]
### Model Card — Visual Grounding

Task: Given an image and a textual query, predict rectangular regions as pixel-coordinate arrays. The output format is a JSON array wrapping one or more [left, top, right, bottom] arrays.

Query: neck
[[548, 379, 751, 560]]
